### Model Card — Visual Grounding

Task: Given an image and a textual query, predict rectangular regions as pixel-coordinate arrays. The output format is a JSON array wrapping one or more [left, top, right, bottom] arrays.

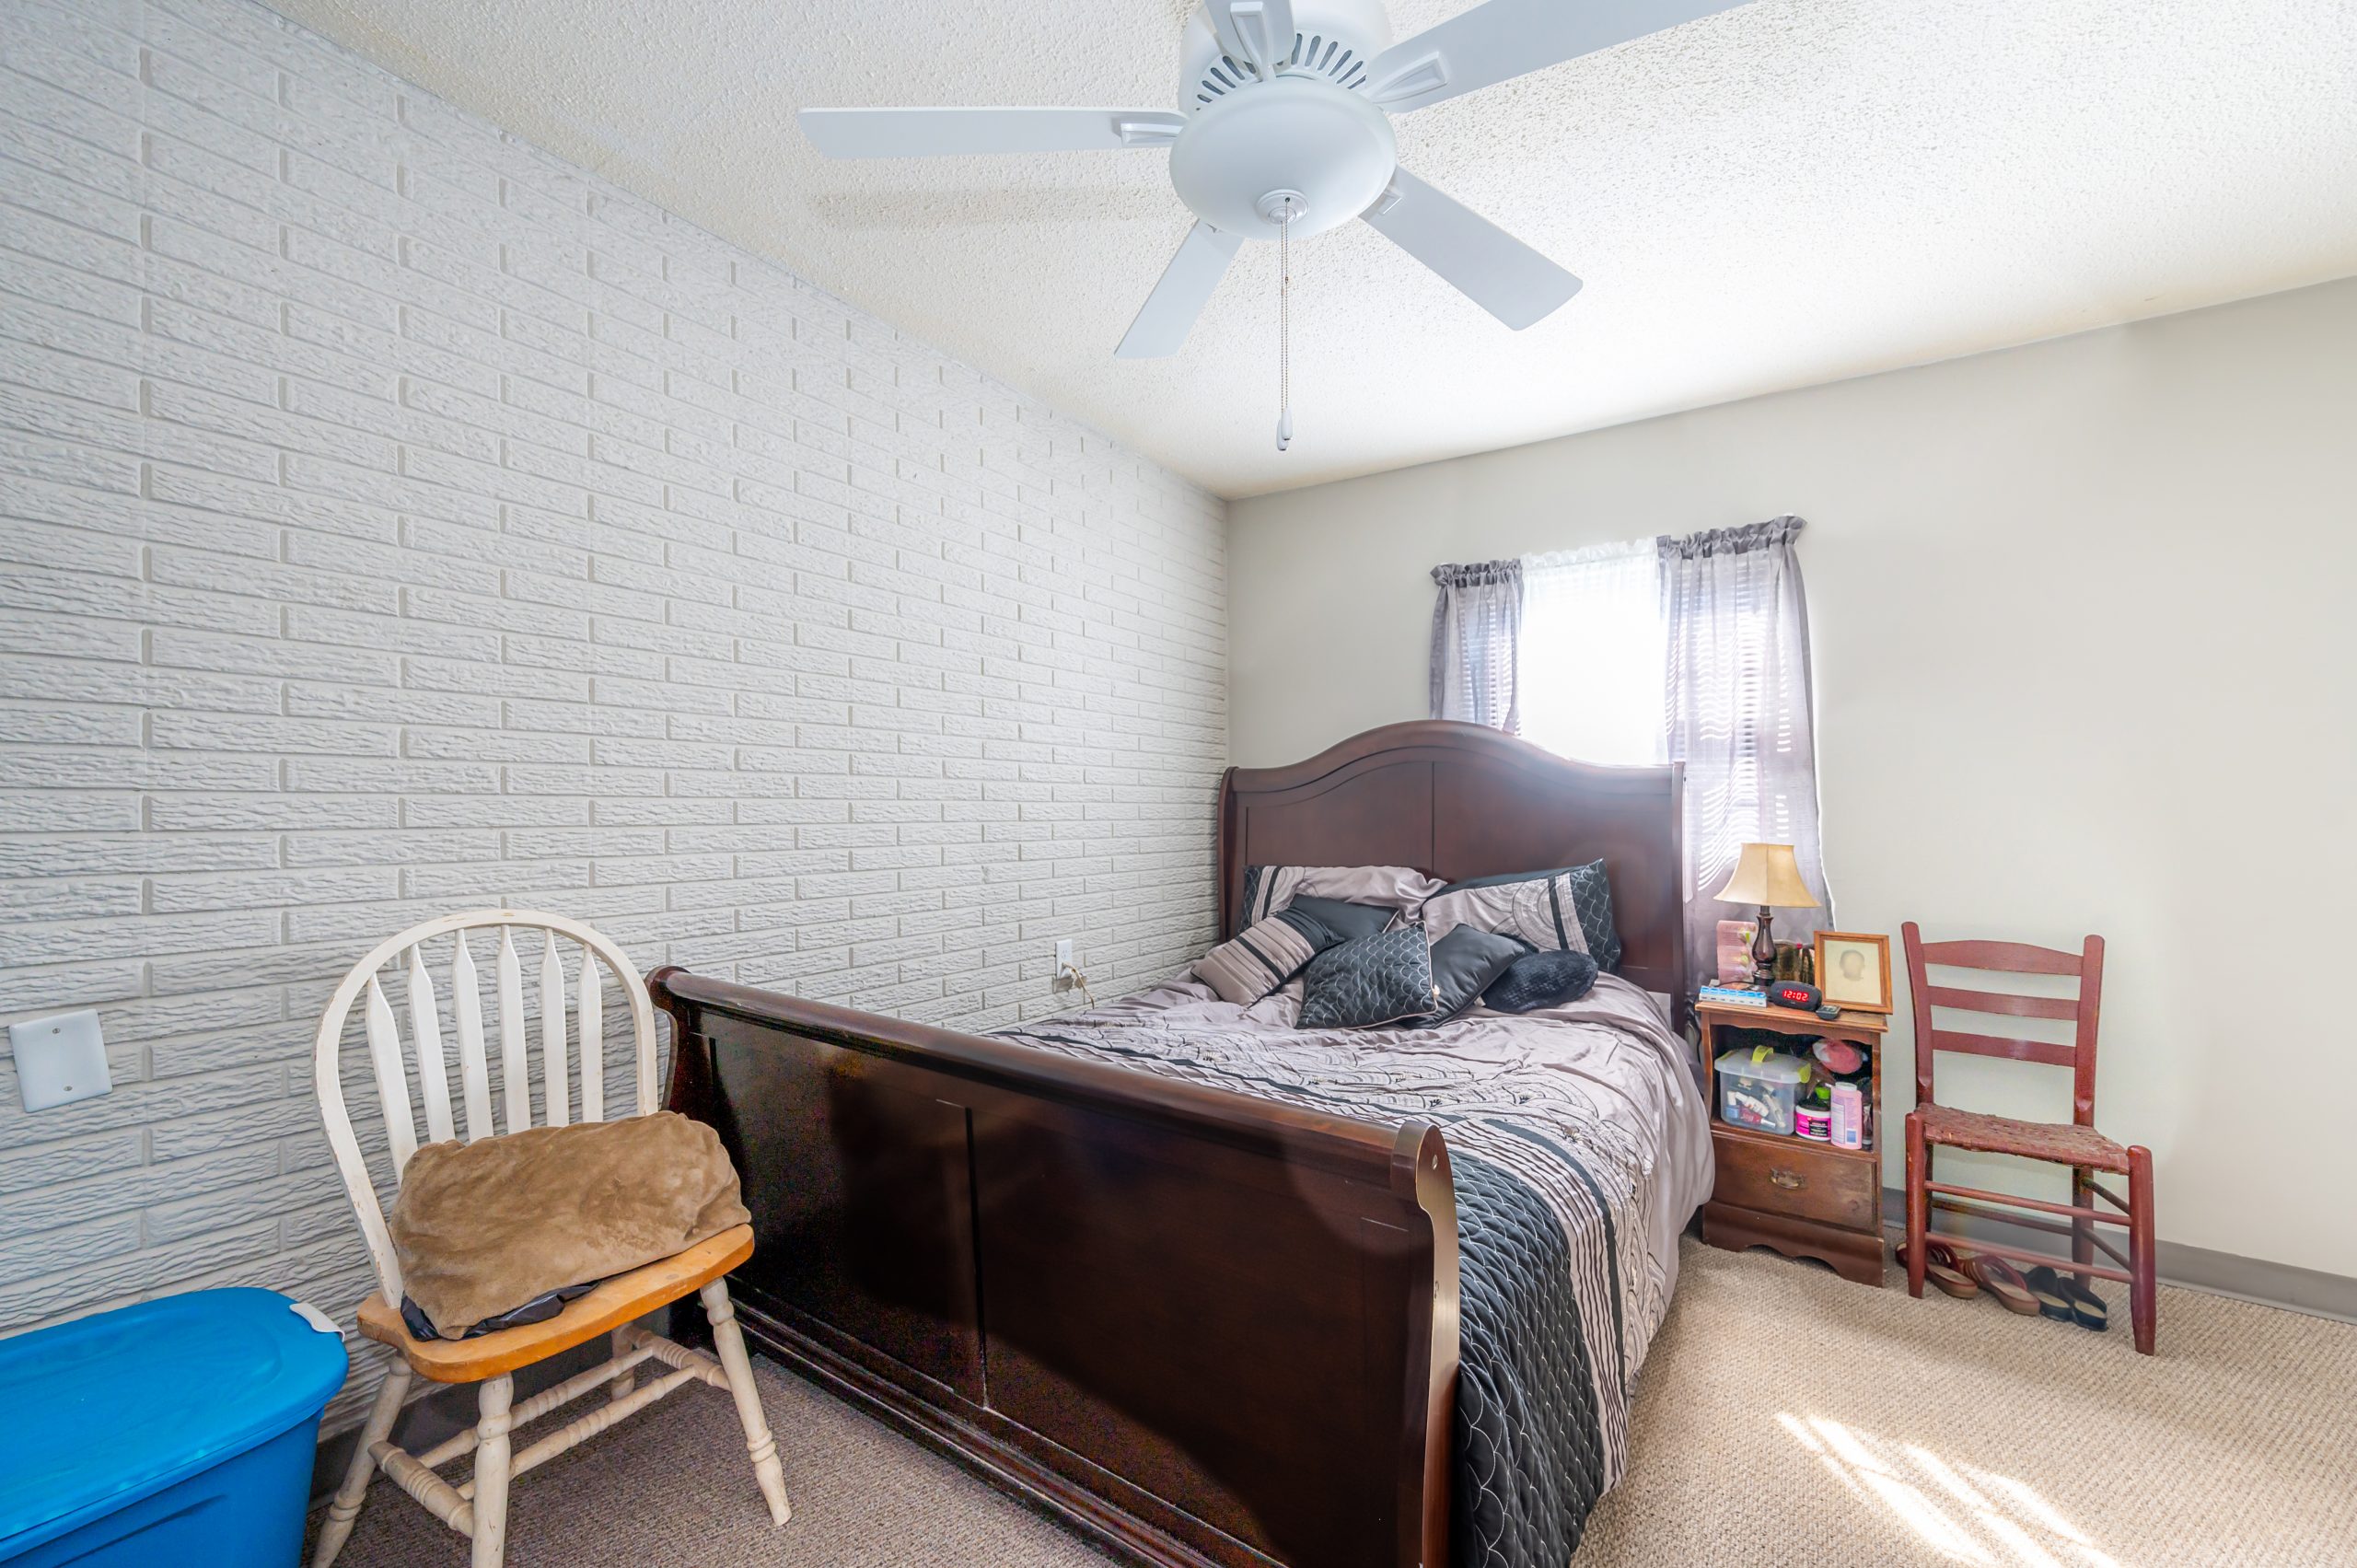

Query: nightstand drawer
[[1713, 1132, 1877, 1230]]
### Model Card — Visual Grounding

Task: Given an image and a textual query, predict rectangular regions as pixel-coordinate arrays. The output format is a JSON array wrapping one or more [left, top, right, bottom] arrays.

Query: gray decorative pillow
[[1420, 876, 1590, 956], [1234, 865, 1446, 934], [1298, 927, 1440, 1029], [1194, 907, 1341, 1006], [1423, 860, 1623, 972], [1421, 927, 1529, 1025]]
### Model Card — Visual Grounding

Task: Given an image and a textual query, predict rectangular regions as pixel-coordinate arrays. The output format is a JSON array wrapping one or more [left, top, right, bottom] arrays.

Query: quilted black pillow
[[1422, 927, 1529, 1025], [1298, 927, 1439, 1029], [1483, 949, 1599, 1014], [1563, 861, 1622, 973]]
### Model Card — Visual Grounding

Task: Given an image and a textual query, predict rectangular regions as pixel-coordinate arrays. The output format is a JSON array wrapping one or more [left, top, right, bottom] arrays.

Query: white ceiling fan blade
[[1116, 222, 1245, 359], [1361, 169, 1580, 331], [1206, 0, 1296, 80], [799, 107, 1186, 158], [1365, 0, 1749, 113]]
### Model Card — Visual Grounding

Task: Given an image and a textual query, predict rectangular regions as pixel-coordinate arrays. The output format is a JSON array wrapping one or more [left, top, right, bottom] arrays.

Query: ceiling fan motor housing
[[1171, 0, 1398, 240]]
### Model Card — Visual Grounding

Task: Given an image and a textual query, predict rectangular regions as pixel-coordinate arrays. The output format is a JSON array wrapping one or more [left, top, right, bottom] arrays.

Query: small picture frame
[[1714, 920, 1757, 984], [1813, 931, 1893, 1015]]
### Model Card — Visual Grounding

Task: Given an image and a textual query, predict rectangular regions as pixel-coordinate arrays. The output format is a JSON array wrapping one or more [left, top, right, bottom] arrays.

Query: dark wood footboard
[[652, 968, 1460, 1568]]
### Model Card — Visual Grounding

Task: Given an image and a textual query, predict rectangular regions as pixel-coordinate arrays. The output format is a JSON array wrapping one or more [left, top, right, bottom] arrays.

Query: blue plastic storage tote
[[0, 1287, 348, 1566]]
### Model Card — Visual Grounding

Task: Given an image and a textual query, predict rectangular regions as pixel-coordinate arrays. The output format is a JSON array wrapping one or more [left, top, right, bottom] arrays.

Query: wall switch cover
[[9, 1009, 110, 1112]]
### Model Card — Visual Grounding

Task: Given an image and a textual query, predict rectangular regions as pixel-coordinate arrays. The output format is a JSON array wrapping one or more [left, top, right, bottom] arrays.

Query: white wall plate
[[8, 1009, 111, 1112]]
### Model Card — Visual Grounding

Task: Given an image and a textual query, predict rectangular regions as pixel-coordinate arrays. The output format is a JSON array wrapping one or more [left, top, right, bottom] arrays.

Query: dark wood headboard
[[1216, 720, 1689, 1022]]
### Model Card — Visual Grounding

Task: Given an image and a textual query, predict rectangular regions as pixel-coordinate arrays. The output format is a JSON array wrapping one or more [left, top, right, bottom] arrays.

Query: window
[[1515, 540, 1667, 767], [1428, 518, 1827, 984]]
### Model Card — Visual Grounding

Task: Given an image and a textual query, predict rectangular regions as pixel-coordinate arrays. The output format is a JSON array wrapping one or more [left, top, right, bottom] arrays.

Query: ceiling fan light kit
[[801, 0, 1749, 447]]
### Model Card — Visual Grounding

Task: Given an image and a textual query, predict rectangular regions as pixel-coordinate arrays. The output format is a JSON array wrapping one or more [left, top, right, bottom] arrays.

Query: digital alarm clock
[[1767, 980, 1823, 1012]]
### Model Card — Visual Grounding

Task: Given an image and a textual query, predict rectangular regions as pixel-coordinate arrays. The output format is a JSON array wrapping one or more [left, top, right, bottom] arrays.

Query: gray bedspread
[[996, 972, 1713, 1566]]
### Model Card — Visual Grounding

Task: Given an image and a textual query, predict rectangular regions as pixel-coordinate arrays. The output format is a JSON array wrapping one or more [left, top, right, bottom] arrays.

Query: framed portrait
[[1813, 931, 1893, 1015]]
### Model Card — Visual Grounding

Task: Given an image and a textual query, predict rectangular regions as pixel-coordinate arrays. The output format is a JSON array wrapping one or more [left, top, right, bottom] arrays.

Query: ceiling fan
[[803, 0, 1745, 443]]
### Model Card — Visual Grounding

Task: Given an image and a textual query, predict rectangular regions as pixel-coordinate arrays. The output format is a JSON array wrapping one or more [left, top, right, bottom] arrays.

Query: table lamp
[[1713, 842, 1821, 986]]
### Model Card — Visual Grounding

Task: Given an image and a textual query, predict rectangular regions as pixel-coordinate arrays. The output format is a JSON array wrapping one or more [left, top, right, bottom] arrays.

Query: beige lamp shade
[[1713, 842, 1821, 910]]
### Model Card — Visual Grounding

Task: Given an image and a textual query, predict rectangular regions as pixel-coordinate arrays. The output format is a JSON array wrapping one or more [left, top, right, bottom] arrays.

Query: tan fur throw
[[389, 1111, 749, 1339]]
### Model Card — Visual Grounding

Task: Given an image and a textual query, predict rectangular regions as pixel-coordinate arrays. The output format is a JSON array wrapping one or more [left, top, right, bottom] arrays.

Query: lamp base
[[1749, 906, 1778, 987]]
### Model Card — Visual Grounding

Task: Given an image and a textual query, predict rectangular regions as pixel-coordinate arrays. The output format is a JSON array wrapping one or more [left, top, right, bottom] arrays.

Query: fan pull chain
[[1276, 195, 1295, 453]]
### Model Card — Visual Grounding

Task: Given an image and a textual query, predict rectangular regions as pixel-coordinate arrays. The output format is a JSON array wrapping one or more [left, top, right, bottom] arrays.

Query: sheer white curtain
[[1428, 560, 1525, 732], [1517, 541, 1667, 766], [1659, 517, 1827, 988]]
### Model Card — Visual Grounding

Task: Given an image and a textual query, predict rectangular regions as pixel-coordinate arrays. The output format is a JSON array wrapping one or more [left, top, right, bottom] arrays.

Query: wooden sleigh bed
[[649, 721, 1689, 1568]]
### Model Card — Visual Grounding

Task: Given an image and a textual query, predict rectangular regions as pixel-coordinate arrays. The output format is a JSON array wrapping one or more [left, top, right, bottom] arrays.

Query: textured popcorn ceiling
[[262, 0, 2357, 497]]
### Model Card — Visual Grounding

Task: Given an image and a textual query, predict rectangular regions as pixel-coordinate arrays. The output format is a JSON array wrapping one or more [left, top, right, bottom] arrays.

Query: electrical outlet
[[9, 1009, 111, 1112], [1055, 938, 1074, 971]]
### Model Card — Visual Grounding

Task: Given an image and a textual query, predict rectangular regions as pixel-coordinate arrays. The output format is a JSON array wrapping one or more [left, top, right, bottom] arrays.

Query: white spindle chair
[[308, 910, 790, 1568]]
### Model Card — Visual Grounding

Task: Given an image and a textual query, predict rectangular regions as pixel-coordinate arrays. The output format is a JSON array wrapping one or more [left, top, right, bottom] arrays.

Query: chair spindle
[[540, 930, 570, 1128], [578, 946, 604, 1124], [451, 935, 493, 1142], [495, 928, 529, 1135]]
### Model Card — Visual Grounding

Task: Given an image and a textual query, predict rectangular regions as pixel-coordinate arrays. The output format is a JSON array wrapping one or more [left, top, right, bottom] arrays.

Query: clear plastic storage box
[[1714, 1048, 1809, 1136]]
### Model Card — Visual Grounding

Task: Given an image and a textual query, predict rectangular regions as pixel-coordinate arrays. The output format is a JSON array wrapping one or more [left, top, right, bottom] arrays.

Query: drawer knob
[[1769, 1168, 1805, 1191]]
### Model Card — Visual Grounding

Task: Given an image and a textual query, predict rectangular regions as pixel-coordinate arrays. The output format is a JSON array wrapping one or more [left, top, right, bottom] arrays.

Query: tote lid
[[0, 1288, 347, 1553]]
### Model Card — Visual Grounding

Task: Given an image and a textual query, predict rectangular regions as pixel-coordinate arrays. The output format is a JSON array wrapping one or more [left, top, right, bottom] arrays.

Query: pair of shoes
[[1960, 1254, 2041, 1316], [2025, 1265, 2110, 1330], [1896, 1240, 1978, 1298], [1896, 1244, 2058, 1320]]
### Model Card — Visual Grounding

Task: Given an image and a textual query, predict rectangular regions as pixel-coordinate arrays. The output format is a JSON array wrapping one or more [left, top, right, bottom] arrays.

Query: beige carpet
[[318, 1356, 1115, 1568], [1578, 1243, 2357, 1567], [319, 1241, 2357, 1567]]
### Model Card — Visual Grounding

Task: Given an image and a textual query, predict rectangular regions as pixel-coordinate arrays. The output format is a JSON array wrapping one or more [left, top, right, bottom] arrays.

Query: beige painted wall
[[1229, 274, 2357, 1277]]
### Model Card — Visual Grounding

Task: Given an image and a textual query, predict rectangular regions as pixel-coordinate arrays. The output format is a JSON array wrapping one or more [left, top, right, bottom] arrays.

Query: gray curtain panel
[[1428, 559, 1524, 732], [1659, 517, 1829, 988]]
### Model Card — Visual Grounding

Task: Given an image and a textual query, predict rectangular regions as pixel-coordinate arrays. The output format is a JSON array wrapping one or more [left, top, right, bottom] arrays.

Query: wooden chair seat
[[1916, 1105, 2130, 1171], [357, 1225, 756, 1384]]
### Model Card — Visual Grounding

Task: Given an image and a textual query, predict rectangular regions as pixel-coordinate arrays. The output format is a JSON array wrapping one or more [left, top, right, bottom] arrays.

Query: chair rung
[[414, 1339, 668, 1470], [371, 1441, 473, 1537], [2089, 1229, 2131, 1270], [1930, 1196, 2086, 1245], [1922, 1228, 2131, 1285], [633, 1328, 732, 1390], [2088, 1178, 2131, 1212], [485, 1365, 705, 1491], [1924, 1181, 2129, 1225]]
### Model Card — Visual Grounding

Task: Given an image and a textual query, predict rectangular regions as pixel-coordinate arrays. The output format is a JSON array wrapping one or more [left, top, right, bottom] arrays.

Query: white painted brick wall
[[0, 0, 1228, 1430]]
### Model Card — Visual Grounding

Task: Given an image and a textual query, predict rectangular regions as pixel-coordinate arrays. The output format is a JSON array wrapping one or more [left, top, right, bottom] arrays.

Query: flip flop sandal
[[1964, 1255, 2041, 1316], [1898, 1241, 1980, 1299], [2059, 1274, 2109, 1331], [2022, 1265, 2078, 1322]]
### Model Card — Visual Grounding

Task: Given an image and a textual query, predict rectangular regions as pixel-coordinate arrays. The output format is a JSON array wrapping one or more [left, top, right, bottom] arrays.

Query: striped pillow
[[1195, 907, 1341, 1006], [1421, 860, 1622, 971]]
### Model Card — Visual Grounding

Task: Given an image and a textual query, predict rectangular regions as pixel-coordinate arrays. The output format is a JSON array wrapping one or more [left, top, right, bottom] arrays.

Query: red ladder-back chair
[[1900, 923, 2157, 1354]]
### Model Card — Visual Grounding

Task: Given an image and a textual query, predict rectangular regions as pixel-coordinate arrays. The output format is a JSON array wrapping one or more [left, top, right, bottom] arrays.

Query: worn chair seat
[[1916, 1104, 2131, 1171], [357, 1225, 755, 1384]]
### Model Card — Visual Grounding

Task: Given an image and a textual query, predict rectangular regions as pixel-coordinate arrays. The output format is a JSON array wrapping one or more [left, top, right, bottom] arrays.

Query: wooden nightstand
[[1697, 1000, 1888, 1286]]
